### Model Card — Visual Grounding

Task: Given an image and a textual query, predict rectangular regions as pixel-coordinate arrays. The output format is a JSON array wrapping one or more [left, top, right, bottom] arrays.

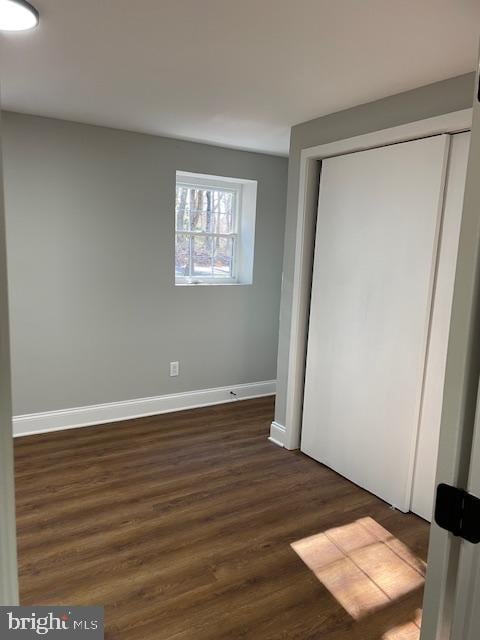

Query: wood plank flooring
[[14, 396, 430, 639]]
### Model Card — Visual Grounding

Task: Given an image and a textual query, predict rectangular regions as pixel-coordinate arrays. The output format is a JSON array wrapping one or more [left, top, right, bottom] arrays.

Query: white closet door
[[301, 135, 449, 512], [411, 132, 470, 521]]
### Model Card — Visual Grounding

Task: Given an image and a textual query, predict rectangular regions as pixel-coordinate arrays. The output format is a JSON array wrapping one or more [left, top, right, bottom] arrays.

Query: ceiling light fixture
[[0, 0, 39, 32]]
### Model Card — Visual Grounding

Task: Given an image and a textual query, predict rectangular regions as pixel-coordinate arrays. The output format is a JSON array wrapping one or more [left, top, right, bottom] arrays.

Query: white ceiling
[[1, 0, 479, 156]]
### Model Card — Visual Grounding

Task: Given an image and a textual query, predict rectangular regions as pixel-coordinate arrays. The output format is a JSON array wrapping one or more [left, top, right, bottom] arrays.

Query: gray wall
[[1, 112, 287, 415], [275, 72, 476, 435]]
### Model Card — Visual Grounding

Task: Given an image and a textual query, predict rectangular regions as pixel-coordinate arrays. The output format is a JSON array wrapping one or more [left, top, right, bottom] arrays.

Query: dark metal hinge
[[434, 483, 480, 544]]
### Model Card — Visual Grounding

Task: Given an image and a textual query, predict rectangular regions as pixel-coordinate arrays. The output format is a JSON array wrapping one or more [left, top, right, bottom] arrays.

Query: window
[[175, 172, 257, 285]]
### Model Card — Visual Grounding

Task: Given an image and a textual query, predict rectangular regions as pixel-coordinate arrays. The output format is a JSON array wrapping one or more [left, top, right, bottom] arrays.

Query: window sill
[[175, 280, 251, 287]]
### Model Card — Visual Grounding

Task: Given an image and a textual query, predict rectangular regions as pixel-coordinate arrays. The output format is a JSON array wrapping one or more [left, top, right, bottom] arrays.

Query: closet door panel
[[301, 136, 449, 511]]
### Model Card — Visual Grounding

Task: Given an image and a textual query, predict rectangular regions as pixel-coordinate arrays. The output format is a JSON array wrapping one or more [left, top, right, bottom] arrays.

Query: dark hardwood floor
[[14, 396, 429, 639]]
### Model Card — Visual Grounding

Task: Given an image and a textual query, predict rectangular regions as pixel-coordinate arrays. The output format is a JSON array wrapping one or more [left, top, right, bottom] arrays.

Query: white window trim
[[175, 171, 257, 287]]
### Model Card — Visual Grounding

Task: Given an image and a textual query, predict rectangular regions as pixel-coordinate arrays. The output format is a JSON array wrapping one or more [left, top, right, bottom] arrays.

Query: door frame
[[275, 108, 473, 452], [0, 111, 19, 604], [421, 62, 480, 639]]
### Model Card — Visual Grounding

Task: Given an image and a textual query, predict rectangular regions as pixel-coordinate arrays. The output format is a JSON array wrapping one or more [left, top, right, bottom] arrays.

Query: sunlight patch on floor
[[382, 614, 423, 640], [291, 516, 426, 637]]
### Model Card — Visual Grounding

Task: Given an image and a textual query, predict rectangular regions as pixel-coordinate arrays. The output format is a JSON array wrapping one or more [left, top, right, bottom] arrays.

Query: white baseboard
[[13, 380, 276, 437], [268, 420, 286, 447]]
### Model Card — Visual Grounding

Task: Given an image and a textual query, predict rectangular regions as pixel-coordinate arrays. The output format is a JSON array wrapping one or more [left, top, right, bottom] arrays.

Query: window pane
[[176, 185, 237, 234], [190, 187, 206, 232], [216, 211, 234, 234], [175, 233, 190, 277], [186, 187, 237, 234], [204, 190, 215, 233], [175, 186, 190, 231], [214, 191, 235, 234], [214, 237, 234, 278], [193, 235, 214, 277]]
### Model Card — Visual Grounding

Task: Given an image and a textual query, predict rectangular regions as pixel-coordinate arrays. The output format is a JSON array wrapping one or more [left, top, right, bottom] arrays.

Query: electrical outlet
[[170, 361, 179, 377]]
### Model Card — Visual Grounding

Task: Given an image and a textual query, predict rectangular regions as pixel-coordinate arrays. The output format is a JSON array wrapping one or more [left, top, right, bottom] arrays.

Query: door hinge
[[434, 483, 480, 544]]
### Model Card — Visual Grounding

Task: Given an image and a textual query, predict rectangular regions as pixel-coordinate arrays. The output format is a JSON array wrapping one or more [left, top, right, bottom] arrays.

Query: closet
[[301, 131, 470, 520]]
